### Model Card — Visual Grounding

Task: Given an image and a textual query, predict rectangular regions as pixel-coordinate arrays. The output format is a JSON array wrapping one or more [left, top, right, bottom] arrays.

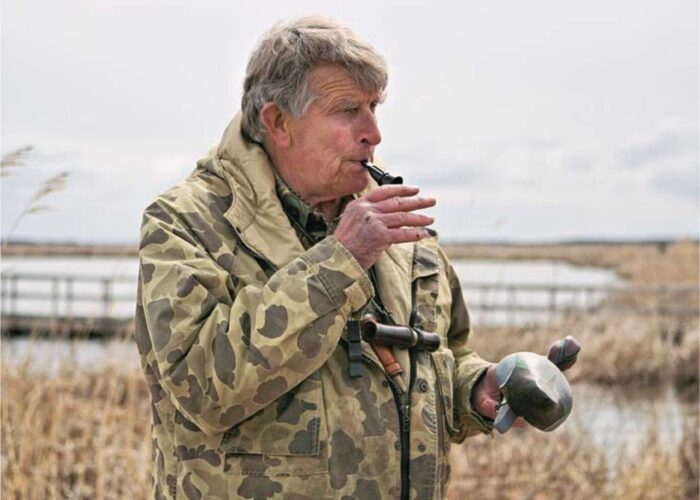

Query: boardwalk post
[[548, 286, 557, 320], [10, 275, 18, 316], [584, 287, 594, 311], [507, 286, 515, 324], [52, 277, 60, 319], [66, 278, 74, 317], [102, 278, 112, 318], [0, 274, 6, 315]]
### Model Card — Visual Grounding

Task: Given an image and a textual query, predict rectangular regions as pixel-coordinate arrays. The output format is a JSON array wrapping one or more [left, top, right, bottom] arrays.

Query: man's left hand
[[471, 365, 500, 420], [471, 365, 527, 427]]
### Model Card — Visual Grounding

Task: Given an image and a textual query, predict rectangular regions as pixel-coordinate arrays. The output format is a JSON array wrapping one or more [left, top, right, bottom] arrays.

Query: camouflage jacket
[[135, 115, 493, 500]]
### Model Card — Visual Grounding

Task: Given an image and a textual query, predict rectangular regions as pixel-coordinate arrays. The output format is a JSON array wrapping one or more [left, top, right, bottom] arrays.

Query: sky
[[2, 0, 698, 244]]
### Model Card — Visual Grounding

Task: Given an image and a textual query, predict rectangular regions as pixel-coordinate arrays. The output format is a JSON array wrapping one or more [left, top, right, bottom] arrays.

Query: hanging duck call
[[361, 160, 403, 186]]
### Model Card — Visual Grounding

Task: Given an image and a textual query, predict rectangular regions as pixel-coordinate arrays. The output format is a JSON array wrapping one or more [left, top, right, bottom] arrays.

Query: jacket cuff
[[454, 362, 495, 438], [306, 236, 373, 313]]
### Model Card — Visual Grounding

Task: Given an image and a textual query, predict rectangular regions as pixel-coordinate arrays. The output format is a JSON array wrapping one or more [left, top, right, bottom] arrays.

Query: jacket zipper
[[401, 353, 417, 500], [367, 270, 417, 499], [353, 348, 415, 500]]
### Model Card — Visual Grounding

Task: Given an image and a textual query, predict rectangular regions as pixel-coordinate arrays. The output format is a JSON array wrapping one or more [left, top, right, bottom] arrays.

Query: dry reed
[[469, 314, 699, 391], [1, 357, 151, 499], [448, 411, 699, 499], [2, 341, 698, 499]]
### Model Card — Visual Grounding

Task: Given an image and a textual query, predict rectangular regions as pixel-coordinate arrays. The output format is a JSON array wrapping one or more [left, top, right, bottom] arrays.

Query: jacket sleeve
[[442, 255, 495, 440], [136, 198, 373, 436]]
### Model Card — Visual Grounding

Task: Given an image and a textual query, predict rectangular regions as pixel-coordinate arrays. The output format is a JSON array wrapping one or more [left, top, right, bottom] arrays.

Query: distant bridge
[[1, 272, 697, 337]]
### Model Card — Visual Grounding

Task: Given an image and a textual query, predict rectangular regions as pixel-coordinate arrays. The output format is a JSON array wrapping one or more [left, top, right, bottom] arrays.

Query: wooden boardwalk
[[1, 315, 134, 338], [1, 272, 698, 337]]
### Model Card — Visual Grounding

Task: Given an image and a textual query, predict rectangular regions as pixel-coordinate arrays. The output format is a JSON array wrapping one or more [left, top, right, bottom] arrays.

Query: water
[[453, 259, 620, 325], [565, 383, 691, 466], [1, 256, 620, 325], [1, 337, 141, 374]]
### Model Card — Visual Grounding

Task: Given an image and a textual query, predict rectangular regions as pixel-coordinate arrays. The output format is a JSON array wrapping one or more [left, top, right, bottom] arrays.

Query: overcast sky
[[2, 0, 698, 244]]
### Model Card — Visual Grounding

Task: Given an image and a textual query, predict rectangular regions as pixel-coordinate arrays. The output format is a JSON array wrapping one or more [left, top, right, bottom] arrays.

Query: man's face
[[278, 65, 383, 205]]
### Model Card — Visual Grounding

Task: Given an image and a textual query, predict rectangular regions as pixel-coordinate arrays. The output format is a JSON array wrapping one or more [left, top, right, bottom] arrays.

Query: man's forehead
[[309, 65, 382, 103]]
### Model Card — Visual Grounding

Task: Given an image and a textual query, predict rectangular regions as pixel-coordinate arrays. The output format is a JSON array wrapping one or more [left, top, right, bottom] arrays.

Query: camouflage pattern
[[135, 114, 493, 499]]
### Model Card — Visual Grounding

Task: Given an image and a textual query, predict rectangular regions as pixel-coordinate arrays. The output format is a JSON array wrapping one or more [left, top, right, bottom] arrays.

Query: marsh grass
[[2, 338, 698, 499], [470, 314, 699, 391], [1, 358, 151, 499], [447, 411, 699, 499], [2, 239, 697, 498]]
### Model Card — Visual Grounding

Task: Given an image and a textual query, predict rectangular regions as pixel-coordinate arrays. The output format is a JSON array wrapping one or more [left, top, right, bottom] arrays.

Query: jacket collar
[[198, 114, 306, 269], [200, 114, 420, 326]]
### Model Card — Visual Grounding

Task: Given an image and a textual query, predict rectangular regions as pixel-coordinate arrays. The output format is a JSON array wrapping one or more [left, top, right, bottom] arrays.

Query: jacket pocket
[[411, 243, 441, 333], [222, 371, 328, 476], [431, 349, 457, 444]]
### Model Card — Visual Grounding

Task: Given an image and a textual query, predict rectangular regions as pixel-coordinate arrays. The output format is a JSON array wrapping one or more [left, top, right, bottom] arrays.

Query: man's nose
[[359, 112, 382, 147]]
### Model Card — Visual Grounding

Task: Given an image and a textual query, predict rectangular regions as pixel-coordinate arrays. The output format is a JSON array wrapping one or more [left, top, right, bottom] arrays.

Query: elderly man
[[135, 16, 501, 499]]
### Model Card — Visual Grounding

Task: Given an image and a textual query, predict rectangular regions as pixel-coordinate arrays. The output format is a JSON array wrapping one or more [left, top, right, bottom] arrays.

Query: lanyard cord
[[367, 266, 397, 326], [286, 207, 397, 326]]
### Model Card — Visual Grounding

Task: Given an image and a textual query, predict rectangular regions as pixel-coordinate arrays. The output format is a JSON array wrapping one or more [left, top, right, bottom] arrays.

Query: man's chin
[[352, 171, 371, 193]]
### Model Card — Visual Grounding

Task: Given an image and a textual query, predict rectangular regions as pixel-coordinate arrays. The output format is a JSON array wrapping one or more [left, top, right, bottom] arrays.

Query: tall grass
[[2, 334, 698, 499], [1, 359, 150, 499], [470, 315, 699, 391], [448, 412, 699, 499]]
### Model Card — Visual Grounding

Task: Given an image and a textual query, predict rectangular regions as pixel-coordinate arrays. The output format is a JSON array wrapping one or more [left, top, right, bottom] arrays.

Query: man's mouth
[[350, 158, 371, 167]]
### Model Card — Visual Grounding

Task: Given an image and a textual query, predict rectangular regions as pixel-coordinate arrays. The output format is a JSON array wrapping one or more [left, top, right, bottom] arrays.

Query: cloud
[[379, 141, 490, 188], [2, 0, 697, 242], [611, 120, 699, 201], [618, 121, 698, 168], [650, 164, 699, 200]]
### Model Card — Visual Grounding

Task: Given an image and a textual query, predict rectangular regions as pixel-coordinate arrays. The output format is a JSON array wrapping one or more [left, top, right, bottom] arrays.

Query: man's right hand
[[334, 185, 436, 270]]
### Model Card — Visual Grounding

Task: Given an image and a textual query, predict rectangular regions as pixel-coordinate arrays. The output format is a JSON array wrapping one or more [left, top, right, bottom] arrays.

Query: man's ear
[[260, 102, 291, 148]]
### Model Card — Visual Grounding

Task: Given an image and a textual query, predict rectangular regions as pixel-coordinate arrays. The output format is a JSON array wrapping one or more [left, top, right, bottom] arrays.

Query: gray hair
[[241, 16, 388, 144]]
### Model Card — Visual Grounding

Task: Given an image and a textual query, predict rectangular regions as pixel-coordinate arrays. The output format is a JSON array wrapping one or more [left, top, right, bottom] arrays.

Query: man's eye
[[343, 107, 359, 115]]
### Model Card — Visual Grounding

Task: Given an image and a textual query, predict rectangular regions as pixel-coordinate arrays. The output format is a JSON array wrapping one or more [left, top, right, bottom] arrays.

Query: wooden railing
[[1, 273, 136, 337], [461, 281, 699, 318], [0, 272, 697, 335], [1, 272, 136, 318]]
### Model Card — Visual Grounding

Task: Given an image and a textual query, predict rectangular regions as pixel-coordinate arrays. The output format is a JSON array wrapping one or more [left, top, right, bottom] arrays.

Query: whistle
[[361, 160, 403, 186]]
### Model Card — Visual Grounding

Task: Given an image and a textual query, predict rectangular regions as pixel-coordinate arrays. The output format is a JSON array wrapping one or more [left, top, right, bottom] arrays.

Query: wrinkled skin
[[135, 115, 493, 499], [261, 66, 437, 271], [334, 185, 436, 270]]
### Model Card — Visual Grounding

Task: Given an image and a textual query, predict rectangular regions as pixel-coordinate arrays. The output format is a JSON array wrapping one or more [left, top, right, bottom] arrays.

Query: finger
[[380, 212, 434, 229], [384, 227, 433, 245], [374, 196, 436, 214], [480, 394, 500, 420], [512, 417, 528, 428], [363, 184, 420, 203]]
